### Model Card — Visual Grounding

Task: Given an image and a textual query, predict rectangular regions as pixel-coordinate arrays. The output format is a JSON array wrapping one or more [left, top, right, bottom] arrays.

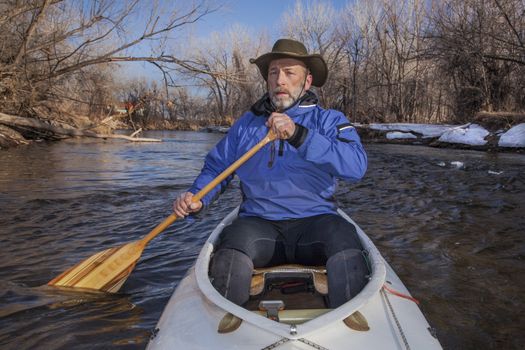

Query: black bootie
[[326, 249, 369, 308], [209, 248, 254, 306]]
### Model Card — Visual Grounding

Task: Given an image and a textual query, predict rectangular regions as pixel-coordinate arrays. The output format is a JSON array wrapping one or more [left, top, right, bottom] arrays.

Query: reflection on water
[[0, 131, 524, 349]]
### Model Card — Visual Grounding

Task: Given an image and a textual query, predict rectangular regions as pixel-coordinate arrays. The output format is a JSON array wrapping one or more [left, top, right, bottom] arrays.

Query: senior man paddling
[[174, 38, 368, 309]]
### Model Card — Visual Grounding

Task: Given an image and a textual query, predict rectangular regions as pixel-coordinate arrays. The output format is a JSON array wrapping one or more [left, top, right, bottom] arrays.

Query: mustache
[[272, 88, 290, 95]]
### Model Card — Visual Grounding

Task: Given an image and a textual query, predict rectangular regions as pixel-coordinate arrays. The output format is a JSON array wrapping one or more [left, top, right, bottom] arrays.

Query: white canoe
[[148, 208, 443, 349]]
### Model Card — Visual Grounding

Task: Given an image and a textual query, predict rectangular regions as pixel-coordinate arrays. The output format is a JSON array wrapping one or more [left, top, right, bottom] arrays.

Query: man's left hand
[[266, 112, 295, 139]]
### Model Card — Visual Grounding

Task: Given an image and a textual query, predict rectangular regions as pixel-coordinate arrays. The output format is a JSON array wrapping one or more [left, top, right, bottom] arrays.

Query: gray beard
[[270, 95, 295, 111], [270, 88, 303, 112]]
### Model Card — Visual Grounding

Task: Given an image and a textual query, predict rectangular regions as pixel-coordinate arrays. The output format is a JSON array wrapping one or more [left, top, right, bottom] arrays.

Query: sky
[[123, 0, 350, 81], [198, 0, 296, 36], [196, 0, 347, 37]]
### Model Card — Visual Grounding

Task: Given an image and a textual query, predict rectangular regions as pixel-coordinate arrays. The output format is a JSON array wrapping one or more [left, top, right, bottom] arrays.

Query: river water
[[0, 131, 523, 349]]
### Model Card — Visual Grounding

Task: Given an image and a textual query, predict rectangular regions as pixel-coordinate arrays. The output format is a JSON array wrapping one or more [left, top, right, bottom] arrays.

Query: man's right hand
[[173, 192, 203, 217]]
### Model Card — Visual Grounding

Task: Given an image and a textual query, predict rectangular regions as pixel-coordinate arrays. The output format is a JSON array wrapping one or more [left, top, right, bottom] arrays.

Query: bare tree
[[0, 0, 216, 119], [0, 0, 222, 145], [427, 0, 525, 121], [280, 0, 345, 108], [177, 26, 266, 123], [3, 0, 523, 147], [338, 0, 383, 120]]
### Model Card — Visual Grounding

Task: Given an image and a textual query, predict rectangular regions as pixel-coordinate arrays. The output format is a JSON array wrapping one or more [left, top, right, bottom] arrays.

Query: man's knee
[[326, 248, 369, 308], [210, 248, 254, 306], [323, 217, 368, 307]]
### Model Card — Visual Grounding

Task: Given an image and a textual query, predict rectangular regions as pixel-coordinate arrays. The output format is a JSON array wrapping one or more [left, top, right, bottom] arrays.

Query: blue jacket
[[188, 94, 367, 220]]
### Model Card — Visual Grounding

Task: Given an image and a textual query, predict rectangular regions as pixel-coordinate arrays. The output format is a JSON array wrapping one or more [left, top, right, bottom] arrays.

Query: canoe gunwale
[[194, 208, 387, 340]]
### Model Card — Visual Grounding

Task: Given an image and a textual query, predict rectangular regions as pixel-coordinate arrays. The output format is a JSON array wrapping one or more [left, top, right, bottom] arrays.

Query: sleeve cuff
[[288, 123, 309, 148]]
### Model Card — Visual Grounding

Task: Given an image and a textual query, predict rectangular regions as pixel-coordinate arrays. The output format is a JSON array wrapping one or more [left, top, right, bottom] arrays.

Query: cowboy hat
[[250, 38, 328, 87]]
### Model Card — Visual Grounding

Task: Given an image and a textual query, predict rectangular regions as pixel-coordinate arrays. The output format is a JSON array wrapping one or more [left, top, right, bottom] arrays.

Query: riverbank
[[355, 112, 525, 152], [2, 111, 524, 153], [355, 122, 525, 153]]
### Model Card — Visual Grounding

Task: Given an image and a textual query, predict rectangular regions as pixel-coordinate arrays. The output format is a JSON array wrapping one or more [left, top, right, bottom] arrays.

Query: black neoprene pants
[[209, 214, 369, 308]]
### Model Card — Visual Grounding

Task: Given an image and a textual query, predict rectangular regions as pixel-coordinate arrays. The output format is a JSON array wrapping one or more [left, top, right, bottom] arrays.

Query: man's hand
[[266, 112, 296, 139], [173, 192, 203, 217]]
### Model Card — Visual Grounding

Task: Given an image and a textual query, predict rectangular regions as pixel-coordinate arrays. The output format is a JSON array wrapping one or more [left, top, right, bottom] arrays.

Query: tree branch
[[13, 0, 52, 66]]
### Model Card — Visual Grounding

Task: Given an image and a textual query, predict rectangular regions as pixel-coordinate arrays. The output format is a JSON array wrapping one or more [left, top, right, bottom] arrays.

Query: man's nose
[[276, 70, 286, 86]]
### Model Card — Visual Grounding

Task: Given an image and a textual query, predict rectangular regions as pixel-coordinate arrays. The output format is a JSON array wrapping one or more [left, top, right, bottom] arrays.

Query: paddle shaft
[[139, 130, 277, 246], [47, 130, 276, 291]]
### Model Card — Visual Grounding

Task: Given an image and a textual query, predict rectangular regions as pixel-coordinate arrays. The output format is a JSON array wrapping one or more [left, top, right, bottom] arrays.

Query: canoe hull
[[148, 209, 442, 349]]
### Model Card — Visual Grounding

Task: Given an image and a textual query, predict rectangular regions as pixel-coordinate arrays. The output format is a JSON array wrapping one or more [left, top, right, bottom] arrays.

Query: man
[[173, 38, 368, 309]]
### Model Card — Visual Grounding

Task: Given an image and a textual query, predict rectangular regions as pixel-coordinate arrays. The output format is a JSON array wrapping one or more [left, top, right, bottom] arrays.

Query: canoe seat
[[250, 264, 327, 296]]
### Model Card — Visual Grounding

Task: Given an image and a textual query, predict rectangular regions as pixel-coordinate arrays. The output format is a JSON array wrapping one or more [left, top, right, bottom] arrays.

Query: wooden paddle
[[48, 130, 277, 292]]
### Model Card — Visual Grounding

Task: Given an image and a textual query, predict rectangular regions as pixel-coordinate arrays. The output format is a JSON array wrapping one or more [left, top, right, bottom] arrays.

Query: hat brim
[[250, 52, 328, 87]]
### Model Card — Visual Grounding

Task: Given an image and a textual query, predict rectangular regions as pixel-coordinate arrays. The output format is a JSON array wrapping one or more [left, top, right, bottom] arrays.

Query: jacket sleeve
[[187, 125, 240, 207], [295, 110, 367, 181]]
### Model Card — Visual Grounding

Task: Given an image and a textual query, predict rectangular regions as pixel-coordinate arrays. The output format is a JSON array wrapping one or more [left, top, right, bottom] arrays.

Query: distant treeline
[[1, 0, 524, 135]]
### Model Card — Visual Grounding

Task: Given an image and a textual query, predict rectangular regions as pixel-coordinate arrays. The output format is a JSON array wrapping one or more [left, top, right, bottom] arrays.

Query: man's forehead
[[268, 58, 307, 70]]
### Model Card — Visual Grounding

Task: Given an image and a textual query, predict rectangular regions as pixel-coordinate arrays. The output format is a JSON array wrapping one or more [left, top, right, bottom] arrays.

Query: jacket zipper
[[268, 141, 276, 168], [268, 140, 285, 168]]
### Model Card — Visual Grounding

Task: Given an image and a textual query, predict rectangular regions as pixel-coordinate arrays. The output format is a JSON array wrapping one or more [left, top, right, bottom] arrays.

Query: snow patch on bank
[[438, 124, 489, 146], [368, 123, 453, 138], [358, 122, 524, 149], [498, 124, 525, 148], [386, 131, 417, 140]]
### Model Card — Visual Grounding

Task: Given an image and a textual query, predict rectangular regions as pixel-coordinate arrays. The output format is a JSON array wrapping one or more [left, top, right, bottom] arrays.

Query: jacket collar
[[250, 90, 318, 117]]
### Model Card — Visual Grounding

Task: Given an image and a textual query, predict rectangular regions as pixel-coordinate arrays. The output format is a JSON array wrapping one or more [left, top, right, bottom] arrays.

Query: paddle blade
[[48, 241, 144, 293]]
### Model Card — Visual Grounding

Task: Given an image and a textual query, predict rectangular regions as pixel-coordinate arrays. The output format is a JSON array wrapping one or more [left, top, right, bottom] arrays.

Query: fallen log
[[0, 124, 29, 148], [0, 112, 161, 143]]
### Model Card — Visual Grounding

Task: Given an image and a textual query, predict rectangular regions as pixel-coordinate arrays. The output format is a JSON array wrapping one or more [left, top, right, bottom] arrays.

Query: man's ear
[[304, 73, 313, 90]]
